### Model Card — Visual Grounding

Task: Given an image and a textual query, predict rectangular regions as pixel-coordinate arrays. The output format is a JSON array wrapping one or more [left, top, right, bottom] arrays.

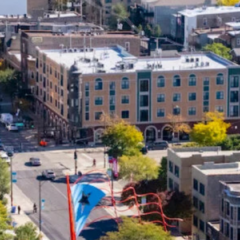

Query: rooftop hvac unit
[[68, 49, 73, 53], [205, 62, 210, 66], [63, 49, 67, 53], [74, 48, 78, 52], [186, 57, 189, 62], [80, 48, 84, 52], [196, 58, 199, 62], [190, 58, 194, 62], [89, 48, 94, 52], [201, 62, 204, 67]]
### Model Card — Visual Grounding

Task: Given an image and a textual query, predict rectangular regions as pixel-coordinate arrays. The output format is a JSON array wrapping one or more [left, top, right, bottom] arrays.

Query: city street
[[12, 147, 167, 240]]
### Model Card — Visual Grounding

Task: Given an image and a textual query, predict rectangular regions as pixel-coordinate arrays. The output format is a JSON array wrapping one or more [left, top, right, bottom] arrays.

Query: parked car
[[141, 146, 148, 155], [149, 141, 169, 150], [6, 123, 18, 131], [29, 158, 41, 166], [42, 170, 55, 180], [0, 151, 10, 164], [0, 144, 5, 151], [0, 113, 13, 125]]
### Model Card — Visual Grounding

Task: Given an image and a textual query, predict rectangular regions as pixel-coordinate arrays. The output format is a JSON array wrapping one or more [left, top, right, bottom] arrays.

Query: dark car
[[0, 144, 5, 151], [141, 146, 148, 155], [149, 141, 169, 150]]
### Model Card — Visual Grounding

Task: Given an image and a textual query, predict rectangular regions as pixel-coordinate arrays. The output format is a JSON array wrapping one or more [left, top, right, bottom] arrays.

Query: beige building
[[192, 162, 240, 240], [167, 148, 240, 234]]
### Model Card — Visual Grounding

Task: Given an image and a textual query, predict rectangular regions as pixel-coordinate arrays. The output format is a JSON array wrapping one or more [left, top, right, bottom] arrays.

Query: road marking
[[81, 153, 92, 160], [49, 183, 67, 200]]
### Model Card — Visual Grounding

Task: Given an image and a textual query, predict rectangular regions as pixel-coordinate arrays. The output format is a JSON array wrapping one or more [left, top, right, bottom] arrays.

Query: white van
[[0, 113, 13, 124]]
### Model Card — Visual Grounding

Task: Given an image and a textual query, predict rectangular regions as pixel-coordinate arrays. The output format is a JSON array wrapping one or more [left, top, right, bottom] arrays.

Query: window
[[174, 165, 179, 177], [230, 105, 239, 117], [140, 80, 149, 92], [199, 220, 205, 232], [169, 161, 173, 172], [193, 215, 198, 227], [216, 73, 224, 85], [157, 109, 165, 117], [193, 179, 198, 191], [220, 220, 224, 233], [85, 82, 89, 91], [122, 110, 129, 119], [122, 77, 129, 89], [216, 91, 224, 100], [230, 91, 239, 102], [55, 85, 57, 93], [193, 196, 198, 208], [204, 78, 209, 86], [85, 112, 89, 121], [95, 78, 103, 90], [230, 76, 239, 88], [203, 92, 209, 101], [238, 229, 240, 240], [109, 82, 115, 95], [189, 92, 196, 101], [122, 95, 129, 104], [203, 18, 207, 26], [189, 74, 196, 86], [95, 112, 102, 120], [203, 106, 209, 112], [173, 106, 180, 115], [199, 201, 205, 213], [230, 227, 233, 240], [237, 38, 240, 46], [140, 95, 149, 107], [173, 75, 181, 87], [61, 90, 63, 97], [95, 97, 103, 105], [226, 202, 230, 215], [157, 94, 165, 102], [140, 110, 148, 122], [168, 178, 173, 190], [36, 72, 39, 82], [216, 106, 224, 112], [157, 76, 165, 87], [238, 207, 240, 221], [55, 100, 57, 107], [173, 93, 181, 102], [125, 42, 130, 52], [226, 222, 229, 237], [50, 96, 52, 103], [231, 206, 233, 219], [109, 96, 115, 105], [188, 107, 196, 116], [200, 183, 205, 196]]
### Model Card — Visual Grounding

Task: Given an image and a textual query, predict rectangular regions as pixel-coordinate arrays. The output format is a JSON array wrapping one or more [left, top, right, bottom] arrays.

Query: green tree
[[14, 222, 41, 240], [102, 115, 143, 158], [191, 111, 230, 146], [153, 25, 161, 37], [158, 157, 167, 190], [0, 159, 10, 200], [144, 24, 153, 37], [217, 0, 239, 5], [100, 216, 172, 240], [203, 43, 231, 60], [119, 155, 158, 182], [0, 201, 11, 233]]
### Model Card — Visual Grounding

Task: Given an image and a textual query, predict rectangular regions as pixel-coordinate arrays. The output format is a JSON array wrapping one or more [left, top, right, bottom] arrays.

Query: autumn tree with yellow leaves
[[217, 0, 239, 6], [190, 111, 230, 146]]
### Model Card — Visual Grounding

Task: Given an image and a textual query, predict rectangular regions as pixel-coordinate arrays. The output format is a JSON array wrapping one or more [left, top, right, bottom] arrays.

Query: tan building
[[33, 46, 240, 143], [167, 148, 240, 234], [191, 162, 240, 240]]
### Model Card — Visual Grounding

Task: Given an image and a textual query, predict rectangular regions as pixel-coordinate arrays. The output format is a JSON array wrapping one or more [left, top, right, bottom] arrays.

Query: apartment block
[[32, 46, 240, 142], [170, 6, 240, 48], [192, 162, 240, 240], [167, 147, 240, 233]]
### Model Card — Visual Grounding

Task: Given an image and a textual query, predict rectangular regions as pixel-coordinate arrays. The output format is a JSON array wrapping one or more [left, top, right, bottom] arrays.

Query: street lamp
[[39, 180, 46, 233], [74, 149, 78, 175]]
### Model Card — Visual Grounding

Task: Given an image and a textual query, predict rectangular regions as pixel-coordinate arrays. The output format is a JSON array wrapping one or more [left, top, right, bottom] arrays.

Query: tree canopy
[[101, 115, 143, 158], [119, 155, 159, 182], [190, 111, 230, 146], [14, 222, 41, 240], [100, 216, 172, 240], [203, 43, 231, 60], [153, 25, 161, 37], [217, 0, 239, 5], [0, 158, 10, 200], [167, 114, 191, 135]]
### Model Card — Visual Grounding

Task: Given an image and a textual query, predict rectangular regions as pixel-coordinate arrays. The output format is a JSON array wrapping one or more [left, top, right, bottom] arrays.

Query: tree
[[144, 24, 153, 38], [167, 114, 191, 140], [100, 216, 172, 240], [14, 222, 41, 240], [217, 0, 239, 5], [158, 157, 167, 190], [203, 43, 231, 60], [0, 159, 10, 200], [153, 25, 161, 37], [119, 155, 158, 182], [0, 201, 11, 232], [191, 111, 230, 146], [101, 115, 143, 158]]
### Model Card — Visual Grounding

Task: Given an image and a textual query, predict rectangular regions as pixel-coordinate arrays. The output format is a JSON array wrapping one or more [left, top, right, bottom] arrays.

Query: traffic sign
[[12, 172, 17, 183], [41, 199, 45, 210], [107, 168, 112, 177]]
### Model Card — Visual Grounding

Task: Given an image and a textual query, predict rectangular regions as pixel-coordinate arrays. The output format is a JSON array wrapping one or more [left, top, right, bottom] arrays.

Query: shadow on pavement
[[80, 218, 118, 240]]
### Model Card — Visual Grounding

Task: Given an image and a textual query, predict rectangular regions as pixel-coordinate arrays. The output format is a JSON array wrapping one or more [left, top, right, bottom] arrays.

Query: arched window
[[173, 75, 181, 87], [95, 78, 103, 90], [189, 74, 196, 86], [216, 73, 224, 85], [157, 76, 165, 87], [121, 77, 129, 89]]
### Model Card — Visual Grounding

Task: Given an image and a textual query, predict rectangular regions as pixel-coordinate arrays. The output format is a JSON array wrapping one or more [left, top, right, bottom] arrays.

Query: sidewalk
[[6, 185, 50, 240]]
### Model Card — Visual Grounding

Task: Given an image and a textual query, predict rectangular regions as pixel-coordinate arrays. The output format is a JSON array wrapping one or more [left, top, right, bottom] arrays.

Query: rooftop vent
[[206, 62, 210, 66], [196, 58, 199, 62], [186, 58, 189, 63], [74, 48, 77, 52], [190, 58, 194, 62]]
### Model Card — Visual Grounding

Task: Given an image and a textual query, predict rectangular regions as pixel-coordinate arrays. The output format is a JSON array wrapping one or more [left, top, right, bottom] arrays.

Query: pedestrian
[[93, 159, 96, 167], [17, 205, 21, 215], [33, 203, 37, 213]]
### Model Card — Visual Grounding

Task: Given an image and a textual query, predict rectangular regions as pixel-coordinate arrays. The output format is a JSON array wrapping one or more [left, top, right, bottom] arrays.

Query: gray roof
[[232, 48, 240, 56]]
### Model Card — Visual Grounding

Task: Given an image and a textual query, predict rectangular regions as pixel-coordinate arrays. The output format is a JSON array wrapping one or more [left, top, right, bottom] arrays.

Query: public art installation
[[66, 169, 183, 240]]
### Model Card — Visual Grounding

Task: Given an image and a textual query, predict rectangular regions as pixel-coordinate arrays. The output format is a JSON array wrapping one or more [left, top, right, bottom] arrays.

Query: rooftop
[[226, 22, 240, 30], [193, 162, 240, 175], [43, 12, 79, 18], [39, 46, 234, 74], [141, 0, 216, 7], [179, 6, 240, 17], [228, 30, 240, 36]]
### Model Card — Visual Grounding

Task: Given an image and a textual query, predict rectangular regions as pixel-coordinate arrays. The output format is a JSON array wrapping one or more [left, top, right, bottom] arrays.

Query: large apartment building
[[33, 46, 240, 143]]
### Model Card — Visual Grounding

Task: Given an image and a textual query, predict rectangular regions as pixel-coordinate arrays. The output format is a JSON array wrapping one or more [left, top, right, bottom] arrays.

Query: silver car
[[42, 170, 55, 180]]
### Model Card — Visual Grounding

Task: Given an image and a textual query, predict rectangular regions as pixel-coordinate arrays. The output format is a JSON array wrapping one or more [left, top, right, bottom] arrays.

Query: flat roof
[[228, 30, 240, 36], [193, 162, 240, 175], [39, 46, 234, 74], [179, 6, 240, 17], [226, 22, 240, 30], [176, 150, 240, 158], [43, 12, 79, 18]]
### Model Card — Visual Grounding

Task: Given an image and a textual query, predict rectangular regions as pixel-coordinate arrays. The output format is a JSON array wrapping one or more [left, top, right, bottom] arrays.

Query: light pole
[[74, 149, 78, 175], [39, 180, 46, 233], [10, 156, 13, 206]]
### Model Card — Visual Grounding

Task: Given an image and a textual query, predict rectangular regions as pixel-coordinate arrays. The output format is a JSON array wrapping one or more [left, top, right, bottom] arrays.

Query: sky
[[0, 0, 27, 15]]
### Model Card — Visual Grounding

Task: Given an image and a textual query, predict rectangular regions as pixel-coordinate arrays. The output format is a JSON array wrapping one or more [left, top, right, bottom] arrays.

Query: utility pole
[[10, 156, 13, 206], [74, 149, 78, 175]]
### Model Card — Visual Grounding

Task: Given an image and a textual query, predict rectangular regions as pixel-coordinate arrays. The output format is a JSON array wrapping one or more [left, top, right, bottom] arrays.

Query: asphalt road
[[16, 169, 117, 240]]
